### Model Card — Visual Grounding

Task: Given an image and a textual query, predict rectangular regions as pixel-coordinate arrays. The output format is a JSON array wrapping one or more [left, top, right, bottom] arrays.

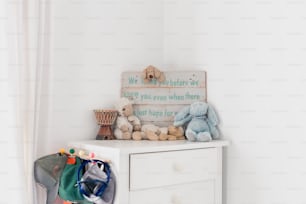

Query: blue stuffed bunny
[[173, 101, 220, 142]]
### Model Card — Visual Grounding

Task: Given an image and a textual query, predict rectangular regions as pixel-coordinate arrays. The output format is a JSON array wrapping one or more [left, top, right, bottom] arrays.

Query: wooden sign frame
[[121, 71, 207, 126]]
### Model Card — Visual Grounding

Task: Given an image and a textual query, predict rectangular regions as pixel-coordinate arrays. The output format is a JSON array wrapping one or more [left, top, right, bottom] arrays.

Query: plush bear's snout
[[149, 74, 153, 79]]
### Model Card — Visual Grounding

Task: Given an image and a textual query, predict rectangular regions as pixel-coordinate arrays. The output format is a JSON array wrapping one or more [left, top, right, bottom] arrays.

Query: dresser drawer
[[130, 180, 214, 204], [130, 148, 218, 190]]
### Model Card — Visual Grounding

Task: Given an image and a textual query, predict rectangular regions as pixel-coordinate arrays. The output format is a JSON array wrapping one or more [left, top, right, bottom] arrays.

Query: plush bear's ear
[[142, 68, 148, 79], [157, 72, 165, 82], [207, 104, 219, 126], [154, 68, 161, 78], [128, 98, 135, 105], [142, 68, 150, 83]]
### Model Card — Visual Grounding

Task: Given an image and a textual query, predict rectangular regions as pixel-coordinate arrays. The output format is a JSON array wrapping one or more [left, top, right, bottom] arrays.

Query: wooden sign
[[121, 71, 207, 126]]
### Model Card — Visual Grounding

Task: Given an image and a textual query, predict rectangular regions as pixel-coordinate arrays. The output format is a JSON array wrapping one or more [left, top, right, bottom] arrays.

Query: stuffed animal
[[139, 124, 165, 141], [136, 124, 185, 141], [173, 101, 220, 142], [114, 97, 142, 140], [168, 125, 185, 140], [142, 65, 165, 83]]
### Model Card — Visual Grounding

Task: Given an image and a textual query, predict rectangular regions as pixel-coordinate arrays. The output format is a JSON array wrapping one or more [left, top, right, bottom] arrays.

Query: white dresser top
[[69, 140, 229, 154]]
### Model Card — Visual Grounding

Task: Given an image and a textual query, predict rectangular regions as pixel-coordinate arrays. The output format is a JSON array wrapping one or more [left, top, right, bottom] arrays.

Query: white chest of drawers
[[69, 140, 229, 204]]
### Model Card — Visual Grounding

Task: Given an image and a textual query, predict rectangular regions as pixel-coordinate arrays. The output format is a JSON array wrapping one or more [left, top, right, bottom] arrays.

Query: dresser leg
[[215, 147, 223, 204]]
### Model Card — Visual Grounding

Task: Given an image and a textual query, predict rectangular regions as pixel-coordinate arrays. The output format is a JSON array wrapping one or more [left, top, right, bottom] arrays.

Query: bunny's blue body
[[173, 102, 220, 142]]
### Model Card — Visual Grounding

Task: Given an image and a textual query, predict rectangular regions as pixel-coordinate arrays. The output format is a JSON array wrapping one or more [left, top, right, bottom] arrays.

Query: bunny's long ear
[[207, 104, 219, 126], [174, 106, 192, 127]]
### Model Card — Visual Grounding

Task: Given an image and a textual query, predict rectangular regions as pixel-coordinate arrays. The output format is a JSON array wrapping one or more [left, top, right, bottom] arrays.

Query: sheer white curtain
[[5, 0, 52, 203]]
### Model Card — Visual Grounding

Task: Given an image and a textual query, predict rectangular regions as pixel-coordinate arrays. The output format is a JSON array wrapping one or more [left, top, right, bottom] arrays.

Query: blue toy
[[173, 101, 220, 142]]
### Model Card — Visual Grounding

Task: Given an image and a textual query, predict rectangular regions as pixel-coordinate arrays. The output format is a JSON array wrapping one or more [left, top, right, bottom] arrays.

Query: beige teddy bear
[[142, 65, 166, 83], [114, 97, 142, 140], [136, 124, 167, 141], [168, 125, 185, 140], [135, 124, 185, 141]]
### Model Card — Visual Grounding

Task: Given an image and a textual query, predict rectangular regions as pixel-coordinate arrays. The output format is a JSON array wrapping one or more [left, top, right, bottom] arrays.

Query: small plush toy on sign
[[173, 101, 220, 142], [142, 65, 165, 83]]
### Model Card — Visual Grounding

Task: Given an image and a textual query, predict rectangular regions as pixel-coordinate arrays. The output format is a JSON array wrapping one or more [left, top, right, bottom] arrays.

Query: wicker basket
[[93, 109, 118, 140], [93, 109, 118, 125]]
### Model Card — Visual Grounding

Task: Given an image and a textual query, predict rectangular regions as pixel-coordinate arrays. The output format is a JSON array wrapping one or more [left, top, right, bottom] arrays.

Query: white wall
[[164, 1, 306, 204], [42, 0, 164, 153], [46, 0, 306, 204]]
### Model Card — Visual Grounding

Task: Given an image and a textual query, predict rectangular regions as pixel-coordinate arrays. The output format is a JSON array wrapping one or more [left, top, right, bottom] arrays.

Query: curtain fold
[[7, 0, 52, 203]]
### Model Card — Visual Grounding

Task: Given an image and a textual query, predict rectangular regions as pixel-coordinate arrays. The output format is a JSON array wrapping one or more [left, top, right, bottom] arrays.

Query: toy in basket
[[93, 109, 118, 140]]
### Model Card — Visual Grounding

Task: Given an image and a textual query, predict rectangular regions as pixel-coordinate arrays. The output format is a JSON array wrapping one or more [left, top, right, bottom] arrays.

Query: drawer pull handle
[[172, 163, 184, 173]]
